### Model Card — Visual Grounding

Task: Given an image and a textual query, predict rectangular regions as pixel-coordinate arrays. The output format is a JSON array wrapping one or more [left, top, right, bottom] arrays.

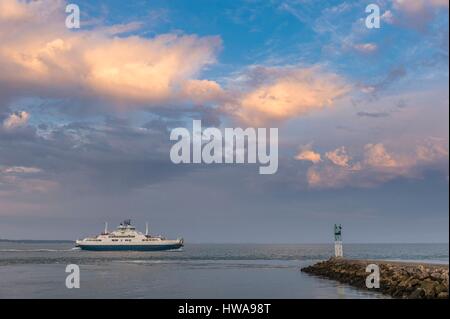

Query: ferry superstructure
[[75, 220, 184, 251]]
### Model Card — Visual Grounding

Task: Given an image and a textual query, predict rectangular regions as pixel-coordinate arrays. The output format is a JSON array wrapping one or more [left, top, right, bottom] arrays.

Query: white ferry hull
[[76, 242, 183, 251]]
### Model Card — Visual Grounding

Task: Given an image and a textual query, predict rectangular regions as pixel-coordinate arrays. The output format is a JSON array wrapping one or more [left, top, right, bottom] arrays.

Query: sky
[[0, 0, 448, 243]]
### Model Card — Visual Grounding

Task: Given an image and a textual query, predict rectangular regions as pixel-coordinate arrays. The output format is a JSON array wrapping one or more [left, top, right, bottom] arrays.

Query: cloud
[[382, 10, 395, 24], [225, 66, 349, 125], [388, 0, 449, 30], [0, 0, 222, 110], [0, 175, 57, 195], [82, 35, 221, 104], [415, 137, 449, 163], [181, 79, 225, 104], [0, 164, 55, 196], [325, 147, 352, 168], [364, 143, 398, 168], [356, 111, 390, 118], [2, 111, 29, 130], [306, 164, 354, 189], [353, 43, 378, 54], [0, 116, 194, 195], [300, 139, 448, 189], [0, 0, 29, 21], [1, 0, 350, 126], [359, 66, 407, 97], [295, 149, 322, 164], [0, 166, 42, 174], [394, 0, 449, 14]]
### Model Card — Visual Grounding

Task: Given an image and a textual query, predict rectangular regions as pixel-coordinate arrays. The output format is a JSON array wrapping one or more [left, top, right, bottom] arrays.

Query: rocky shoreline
[[301, 258, 449, 299]]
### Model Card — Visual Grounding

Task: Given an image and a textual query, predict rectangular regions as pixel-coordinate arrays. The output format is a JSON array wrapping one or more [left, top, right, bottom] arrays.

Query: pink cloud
[[325, 147, 352, 168], [300, 139, 449, 189], [353, 43, 378, 54], [388, 0, 449, 30], [295, 149, 322, 164], [181, 79, 225, 104], [364, 143, 398, 168], [1, 1, 350, 126], [2, 111, 29, 130], [224, 66, 349, 125], [0, 0, 30, 21], [0, 0, 222, 108]]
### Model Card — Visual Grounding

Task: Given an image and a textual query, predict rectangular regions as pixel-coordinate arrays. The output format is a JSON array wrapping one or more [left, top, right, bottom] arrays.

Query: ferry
[[75, 220, 184, 251]]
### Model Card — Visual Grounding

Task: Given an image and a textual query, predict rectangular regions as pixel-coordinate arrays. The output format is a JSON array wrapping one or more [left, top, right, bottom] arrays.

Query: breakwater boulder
[[301, 258, 449, 299]]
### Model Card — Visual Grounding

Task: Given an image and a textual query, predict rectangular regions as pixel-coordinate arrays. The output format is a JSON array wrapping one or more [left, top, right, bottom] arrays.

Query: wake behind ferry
[[75, 220, 184, 251]]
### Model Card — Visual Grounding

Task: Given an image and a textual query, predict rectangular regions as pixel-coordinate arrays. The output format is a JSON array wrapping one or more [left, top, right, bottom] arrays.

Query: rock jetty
[[301, 258, 449, 299]]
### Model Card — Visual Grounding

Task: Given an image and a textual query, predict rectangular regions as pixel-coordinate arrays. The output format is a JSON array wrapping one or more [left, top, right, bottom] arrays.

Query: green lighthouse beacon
[[334, 224, 343, 258]]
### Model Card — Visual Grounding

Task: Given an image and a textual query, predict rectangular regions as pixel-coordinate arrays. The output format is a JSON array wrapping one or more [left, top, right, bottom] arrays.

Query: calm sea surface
[[0, 243, 448, 299]]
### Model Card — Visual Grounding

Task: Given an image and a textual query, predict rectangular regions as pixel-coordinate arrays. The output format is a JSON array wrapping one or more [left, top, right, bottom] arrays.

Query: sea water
[[0, 243, 447, 299]]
